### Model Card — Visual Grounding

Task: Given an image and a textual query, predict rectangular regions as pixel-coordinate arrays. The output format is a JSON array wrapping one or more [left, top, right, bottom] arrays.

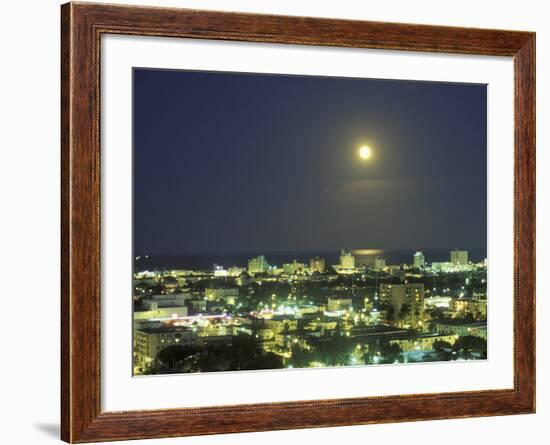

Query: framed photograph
[[61, 2, 535, 442]]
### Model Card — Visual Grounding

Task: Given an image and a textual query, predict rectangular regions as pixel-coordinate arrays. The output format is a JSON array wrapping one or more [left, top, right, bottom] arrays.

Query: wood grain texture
[[60, 2, 536, 442]]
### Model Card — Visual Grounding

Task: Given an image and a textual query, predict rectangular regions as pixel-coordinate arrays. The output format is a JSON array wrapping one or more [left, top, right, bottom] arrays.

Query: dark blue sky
[[133, 68, 486, 255]]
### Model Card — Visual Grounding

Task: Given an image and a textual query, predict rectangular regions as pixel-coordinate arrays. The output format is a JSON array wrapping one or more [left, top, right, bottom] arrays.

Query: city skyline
[[134, 247, 487, 274], [133, 247, 487, 375], [133, 69, 487, 375]]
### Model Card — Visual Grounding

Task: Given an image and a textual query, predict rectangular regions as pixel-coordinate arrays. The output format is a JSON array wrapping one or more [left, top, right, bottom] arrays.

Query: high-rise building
[[213, 266, 229, 277], [248, 255, 269, 274], [339, 249, 355, 270], [373, 257, 386, 271], [450, 249, 468, 265], [282, 259, 306, 275], [413, 251, 425, 268], [309, 256, 325, 273], [379, 283, 425, 328]]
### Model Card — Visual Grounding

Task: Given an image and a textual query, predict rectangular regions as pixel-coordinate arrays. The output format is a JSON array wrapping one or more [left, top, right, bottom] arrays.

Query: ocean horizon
[[134, 247, 487, 272]]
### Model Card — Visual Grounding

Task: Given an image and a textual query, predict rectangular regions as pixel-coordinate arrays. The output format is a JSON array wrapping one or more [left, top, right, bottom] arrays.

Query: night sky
[[133, 68, 486, 256]]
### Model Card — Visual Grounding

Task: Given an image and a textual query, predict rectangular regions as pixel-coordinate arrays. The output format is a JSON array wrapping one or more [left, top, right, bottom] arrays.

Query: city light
[[133, 248, 487, 375], [130, 71, 489, 378]]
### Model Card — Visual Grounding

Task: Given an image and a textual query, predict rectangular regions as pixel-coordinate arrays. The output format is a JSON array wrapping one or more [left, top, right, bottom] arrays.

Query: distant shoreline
[[134, 247, 487, 272]]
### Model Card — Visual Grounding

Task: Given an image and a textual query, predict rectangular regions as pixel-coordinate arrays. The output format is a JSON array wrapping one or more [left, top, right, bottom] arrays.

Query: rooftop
[[137, 326, 194, 335]]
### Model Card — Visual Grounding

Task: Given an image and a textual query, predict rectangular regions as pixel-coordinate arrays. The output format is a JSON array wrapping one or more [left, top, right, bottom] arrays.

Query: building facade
[[248, 255, 269, 274], [450, 249, 469, 265], [379, 283, 425, 328], [282, 260, 307, 275], [390, 333, 457, 352], [309, 256, 325, 273], [339, 249, 356, 270], [434, 321, 487, 340], [327, 297, 353, 312], [450, 298, 488, 320], [373, 257, 386, 271], [134, 326, 197, 368], [413, 251, 425, 268], [204, 287, 239, 303]]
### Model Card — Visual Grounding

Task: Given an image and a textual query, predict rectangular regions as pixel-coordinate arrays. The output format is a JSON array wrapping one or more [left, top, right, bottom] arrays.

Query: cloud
[[326, 176, 481, 200]]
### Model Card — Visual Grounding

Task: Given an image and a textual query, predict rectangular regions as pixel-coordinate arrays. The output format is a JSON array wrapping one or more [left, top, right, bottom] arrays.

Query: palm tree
[[398, 303, 411, 327]]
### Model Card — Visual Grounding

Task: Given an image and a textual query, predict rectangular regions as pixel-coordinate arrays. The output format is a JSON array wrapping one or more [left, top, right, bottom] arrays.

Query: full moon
[[359, 145, 372, 160]]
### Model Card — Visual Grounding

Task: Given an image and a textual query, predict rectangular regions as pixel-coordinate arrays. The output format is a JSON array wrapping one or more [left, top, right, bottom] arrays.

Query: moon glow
[[359, 145, 372, 160]]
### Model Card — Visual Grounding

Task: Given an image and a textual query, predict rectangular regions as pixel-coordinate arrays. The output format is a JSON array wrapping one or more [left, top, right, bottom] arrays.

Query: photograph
[[132, 68, 488, 375], [49, 1, 536, 442]]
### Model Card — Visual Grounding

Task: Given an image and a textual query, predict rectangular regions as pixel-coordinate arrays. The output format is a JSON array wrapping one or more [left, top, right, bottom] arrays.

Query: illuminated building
[[305, 318, 338, 332], [296, 304, 324, 317], [450, 298, 487, 320], [379, 283, 425, 328], [134, 326, 197, 368], [257, 328, 275, 340], [373, 257, 386, 271], [265, 316, 298, 333], [161, 275, 178, 292], [205, 287, 239, 303], [339, 249, 356, 270], [147, 293, 190, 305], [274, 333, 305, 348], [188, 299, 207, 313], [248, 255, 269, 274], [228, 266, 245, 277], [431, 261, 473, 273], [413, 251, 425, 268], [309, 256, 325, 273], [282, 259, 306, 275], [327, 297, 353, 311], [434, 320, 487, 340], [213, 266, 228, 277], [134, 294, 189, 320], [431, 261, 450, 272], [133, 305, 188, 320], [450, 249, 468, 265], [424, 296, 452, 308], [389, 333, 457, 352]]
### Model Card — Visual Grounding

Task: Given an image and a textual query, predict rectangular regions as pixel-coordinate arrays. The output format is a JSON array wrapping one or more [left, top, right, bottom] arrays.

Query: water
[[134, 248, 487, 272]]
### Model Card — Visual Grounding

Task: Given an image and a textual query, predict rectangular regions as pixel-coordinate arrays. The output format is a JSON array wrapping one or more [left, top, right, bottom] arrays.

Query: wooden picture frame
[[61, 2, 535, 442]]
